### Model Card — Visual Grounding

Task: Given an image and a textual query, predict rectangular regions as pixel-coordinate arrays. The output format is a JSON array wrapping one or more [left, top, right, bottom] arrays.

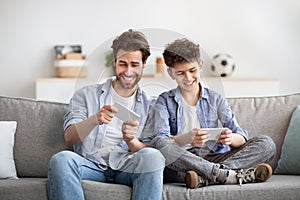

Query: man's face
[[114, 50, 144, 90], [168, 62, 201, 93]]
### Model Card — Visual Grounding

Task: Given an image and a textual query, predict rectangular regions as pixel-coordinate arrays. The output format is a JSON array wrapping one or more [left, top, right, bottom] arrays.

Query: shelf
[[35, 77, 280, 103]]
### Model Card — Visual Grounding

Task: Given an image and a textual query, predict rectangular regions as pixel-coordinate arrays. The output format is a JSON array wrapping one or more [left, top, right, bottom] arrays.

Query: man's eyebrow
[[117, 60, 127, 64], [130, 61, 141, 64]]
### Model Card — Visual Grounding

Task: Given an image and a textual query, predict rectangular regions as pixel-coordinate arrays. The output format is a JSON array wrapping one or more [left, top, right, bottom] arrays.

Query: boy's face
[[114, 50, 145, 91], [168, 62, 202, 93]]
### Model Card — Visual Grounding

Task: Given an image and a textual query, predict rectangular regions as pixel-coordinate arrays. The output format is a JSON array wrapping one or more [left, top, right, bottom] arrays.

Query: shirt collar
[[199, 83, 209, 100]]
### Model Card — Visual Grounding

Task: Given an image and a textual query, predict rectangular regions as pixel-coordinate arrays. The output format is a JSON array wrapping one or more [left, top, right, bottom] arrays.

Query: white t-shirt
[[182, 97, 201, 132], [101, 86, 136, 153], [182, 97, 201, 149]]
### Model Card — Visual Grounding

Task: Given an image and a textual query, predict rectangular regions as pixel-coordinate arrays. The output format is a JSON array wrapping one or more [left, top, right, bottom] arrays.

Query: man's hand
[[121, 120, 147, 152], [96, 105, 118, 125], [122, 120, 139, 143]]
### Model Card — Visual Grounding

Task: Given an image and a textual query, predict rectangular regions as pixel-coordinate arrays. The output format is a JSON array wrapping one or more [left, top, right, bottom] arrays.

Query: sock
[[216, 169, 228, 183], [224, 170, 238, 184]]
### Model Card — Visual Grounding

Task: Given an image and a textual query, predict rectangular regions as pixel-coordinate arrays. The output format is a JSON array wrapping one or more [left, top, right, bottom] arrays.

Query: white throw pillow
[[0, 121, 18, 179]]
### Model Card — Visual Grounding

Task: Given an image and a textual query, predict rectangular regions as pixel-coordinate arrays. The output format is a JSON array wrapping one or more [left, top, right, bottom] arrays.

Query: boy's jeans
[[151, 135, 276, 182], [47, 148, 165, 200]]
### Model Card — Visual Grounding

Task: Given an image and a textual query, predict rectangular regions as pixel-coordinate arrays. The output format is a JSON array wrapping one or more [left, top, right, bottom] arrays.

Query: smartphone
[[201, 128, 229, 140], [113, 102, 140, 122]]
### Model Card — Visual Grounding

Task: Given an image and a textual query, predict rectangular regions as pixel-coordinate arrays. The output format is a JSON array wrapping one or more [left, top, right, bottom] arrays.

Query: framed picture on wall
[[54, 45, 81, 55]]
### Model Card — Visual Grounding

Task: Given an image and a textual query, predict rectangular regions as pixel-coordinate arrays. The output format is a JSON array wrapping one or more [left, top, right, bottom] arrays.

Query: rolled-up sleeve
[[63, 88, 88, 131], [217, 95, 248, 140]]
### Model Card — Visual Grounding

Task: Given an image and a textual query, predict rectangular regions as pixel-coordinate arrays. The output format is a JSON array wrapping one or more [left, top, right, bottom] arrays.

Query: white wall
[[0, 0, 299, 98]]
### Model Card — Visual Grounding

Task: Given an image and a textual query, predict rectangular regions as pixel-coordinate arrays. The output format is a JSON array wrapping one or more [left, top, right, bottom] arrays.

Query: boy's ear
[[167, 68, 175, 79], [199, 60, 204, 71]]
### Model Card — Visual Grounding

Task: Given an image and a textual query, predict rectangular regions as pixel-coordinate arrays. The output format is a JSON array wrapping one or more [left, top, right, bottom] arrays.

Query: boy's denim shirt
[[63, 77, 154, 170], [152, 84, 248, 153]]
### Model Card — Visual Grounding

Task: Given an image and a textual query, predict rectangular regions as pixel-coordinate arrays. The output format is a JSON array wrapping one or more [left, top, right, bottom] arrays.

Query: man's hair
[[111, 29, 151, 63], [163, 38, 201, 68]]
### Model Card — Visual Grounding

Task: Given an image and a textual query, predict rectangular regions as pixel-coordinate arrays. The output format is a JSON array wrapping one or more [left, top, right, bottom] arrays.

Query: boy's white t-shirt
[[182, 97, 201, 149], [182, 97, 201, 132]]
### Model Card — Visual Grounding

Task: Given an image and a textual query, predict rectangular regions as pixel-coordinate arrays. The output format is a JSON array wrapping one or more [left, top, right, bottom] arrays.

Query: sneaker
[[236, 163, 272, 185], [185, 171, 209, 189]]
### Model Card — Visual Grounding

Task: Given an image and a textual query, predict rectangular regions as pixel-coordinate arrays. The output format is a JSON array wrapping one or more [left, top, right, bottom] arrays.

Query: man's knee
[[134, 148, 165, 173], [49, 150, 76, 171]]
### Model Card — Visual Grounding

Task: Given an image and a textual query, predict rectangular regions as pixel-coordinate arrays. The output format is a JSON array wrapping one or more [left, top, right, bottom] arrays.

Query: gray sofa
[[0, 93, 300, 200]]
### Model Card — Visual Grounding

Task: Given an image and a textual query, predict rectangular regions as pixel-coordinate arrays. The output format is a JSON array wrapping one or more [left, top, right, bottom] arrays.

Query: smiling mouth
[[121, 75, 136, 83], [184, 80, 195, 86], [124, 76, 133, 80]]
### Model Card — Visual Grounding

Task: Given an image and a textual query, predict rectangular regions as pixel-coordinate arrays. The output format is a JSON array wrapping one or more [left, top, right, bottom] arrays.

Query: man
[[145, 38, 276, 188], [47, 29, 165, 200]]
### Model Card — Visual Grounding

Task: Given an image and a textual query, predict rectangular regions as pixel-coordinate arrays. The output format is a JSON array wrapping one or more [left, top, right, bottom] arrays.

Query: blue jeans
[[47, 148, 165, 200]]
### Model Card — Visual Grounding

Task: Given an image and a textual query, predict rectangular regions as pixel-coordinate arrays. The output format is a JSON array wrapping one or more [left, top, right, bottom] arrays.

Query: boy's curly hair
[[163, 38, 201, 68], [111, 29, 151, 63]]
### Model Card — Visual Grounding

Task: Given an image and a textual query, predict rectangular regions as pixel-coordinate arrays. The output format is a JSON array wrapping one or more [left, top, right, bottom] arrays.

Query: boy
[[147, 38, 276, 188]]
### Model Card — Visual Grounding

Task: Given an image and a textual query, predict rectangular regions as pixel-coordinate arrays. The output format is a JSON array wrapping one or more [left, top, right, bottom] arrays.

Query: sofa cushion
[[1, 175, 300, 200], [0, 121, 18, 179], [0, 178, 47, 200], [227, 93, 300, 169], [0, 96, 71, 177], [162, 175, 300, 200], [275, 105, 300, 174], [81, 180, 132, 200]]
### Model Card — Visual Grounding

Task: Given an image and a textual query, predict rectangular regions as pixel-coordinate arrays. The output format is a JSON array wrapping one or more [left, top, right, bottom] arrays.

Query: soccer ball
[[210, 53, 235, 77]]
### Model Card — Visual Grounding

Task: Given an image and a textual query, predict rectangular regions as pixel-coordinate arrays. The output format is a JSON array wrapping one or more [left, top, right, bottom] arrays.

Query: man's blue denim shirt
[[63, 78, 155, 169], [150, 84, 248, 153]]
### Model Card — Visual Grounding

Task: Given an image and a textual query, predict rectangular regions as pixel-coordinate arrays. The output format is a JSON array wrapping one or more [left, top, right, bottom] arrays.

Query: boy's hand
[[172, 128, 209, 147], [191, 128, 209, 147], [217, 129, 233, 145]]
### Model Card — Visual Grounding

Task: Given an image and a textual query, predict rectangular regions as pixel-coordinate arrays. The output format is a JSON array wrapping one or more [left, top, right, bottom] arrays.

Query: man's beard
[[115, 73, 141, 89]]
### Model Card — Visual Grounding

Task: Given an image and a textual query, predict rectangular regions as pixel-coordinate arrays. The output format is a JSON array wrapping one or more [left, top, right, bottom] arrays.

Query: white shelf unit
[[35, 77, 280, 103]]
